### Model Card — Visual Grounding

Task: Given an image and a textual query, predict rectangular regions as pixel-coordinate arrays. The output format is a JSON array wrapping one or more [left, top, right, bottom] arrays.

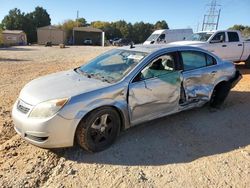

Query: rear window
[[228, 32, 239, 42]]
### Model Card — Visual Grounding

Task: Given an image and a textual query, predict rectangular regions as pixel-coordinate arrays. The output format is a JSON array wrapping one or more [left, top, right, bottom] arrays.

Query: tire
[[210, 82, 231, 108], [76, 107, 121, 152], [245, 55, 250, 69]]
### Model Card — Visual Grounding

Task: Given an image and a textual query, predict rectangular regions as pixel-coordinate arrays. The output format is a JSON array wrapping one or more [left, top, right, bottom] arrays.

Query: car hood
[[169, 40, 206, 46], [19, 70, 110, 105]]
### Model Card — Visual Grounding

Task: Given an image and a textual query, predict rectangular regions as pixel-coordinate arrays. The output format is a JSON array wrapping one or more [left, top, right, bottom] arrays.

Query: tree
[[76, 18, 87, 27], [0, 23, 4, 30], [30, 6, 51, 28], [228, 24, 246, 31], [0, 29, 3, 46], [90, 20, 169, 43], [2, 8, 26, 30], [58, 19, 86, 41], [229, 24, 250, 38], [132, 22, 154, 43], [113, 20, 131, 39], [27, 6, 51, 42], [154, 20, 169, 30], [1, 7, 51, 43], [242, 27, 250, 38]]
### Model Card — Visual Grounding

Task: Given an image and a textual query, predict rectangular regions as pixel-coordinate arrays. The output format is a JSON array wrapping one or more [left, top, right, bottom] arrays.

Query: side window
[[206, 54, 217, 66], [158, 34, 165, 41], [181, 51, 206, 71], [211, 32, 225, 43], [133, 53, 176, 82], [228, 32, 239, 42]]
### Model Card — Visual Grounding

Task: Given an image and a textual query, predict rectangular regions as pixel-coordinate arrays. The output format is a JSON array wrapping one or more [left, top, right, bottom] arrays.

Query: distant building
[[2, 30, 27, 46], [37, 25, 66, 45], [73, 27, 105, 46]]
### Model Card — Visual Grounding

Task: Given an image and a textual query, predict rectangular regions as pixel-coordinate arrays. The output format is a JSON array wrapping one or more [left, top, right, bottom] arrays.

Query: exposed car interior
[[141, 54, 175, 80]]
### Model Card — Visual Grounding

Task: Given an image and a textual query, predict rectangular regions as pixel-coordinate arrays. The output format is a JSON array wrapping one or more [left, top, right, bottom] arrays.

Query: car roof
[[119, 44, 222, 62], [119, 44, 206, 54], [196, 30, 239, 33]]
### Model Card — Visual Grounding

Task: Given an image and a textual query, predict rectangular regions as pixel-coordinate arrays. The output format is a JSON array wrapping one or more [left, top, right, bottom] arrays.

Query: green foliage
[[76, 18, 87, 27], [58, 18, 87, 39], [132, 22, 154, 43], [229, 24, 250, 38], [154, 20, 169, 30], [2, 8, 26, 30], [1, 7, 51, 43], [91, 20, 169, 43], [0, 29, 3, 45], [1, 6, 170, 44]]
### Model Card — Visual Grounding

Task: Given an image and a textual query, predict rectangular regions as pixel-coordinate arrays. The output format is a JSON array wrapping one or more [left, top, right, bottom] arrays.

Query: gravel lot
[[0, 46, 249, 188]]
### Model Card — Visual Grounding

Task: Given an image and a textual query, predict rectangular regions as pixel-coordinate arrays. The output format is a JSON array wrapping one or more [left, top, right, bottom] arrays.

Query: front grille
[[17, 100, 30, 114]]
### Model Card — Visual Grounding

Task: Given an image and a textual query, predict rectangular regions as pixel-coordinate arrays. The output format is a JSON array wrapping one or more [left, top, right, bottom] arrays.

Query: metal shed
[[2, 30, 27, 46], [37, 25, 66, 45], [73, 27, 105, 46]]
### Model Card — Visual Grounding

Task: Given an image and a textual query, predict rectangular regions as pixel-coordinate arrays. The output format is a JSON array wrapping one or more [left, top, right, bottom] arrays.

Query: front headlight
[[29, 98, 68, 118]]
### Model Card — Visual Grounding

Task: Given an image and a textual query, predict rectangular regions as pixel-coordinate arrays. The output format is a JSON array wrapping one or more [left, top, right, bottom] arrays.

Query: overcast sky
[[0, 0, 249, 31]]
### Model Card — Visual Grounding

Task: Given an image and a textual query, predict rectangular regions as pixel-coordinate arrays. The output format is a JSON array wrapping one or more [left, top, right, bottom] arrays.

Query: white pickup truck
[[170, 30, 250, 68]]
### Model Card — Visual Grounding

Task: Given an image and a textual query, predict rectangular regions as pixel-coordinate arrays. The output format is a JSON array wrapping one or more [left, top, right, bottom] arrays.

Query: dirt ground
[[0, 46, 249, 188]]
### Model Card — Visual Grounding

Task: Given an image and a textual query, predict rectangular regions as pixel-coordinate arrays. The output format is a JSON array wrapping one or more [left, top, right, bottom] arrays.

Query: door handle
[[238, 44, 242, 46], [144, 81, 152, 91], [222, 45, 227, 47]]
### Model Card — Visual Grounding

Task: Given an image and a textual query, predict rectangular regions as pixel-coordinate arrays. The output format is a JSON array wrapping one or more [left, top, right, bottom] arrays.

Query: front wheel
[[76, 107, 121, 152]]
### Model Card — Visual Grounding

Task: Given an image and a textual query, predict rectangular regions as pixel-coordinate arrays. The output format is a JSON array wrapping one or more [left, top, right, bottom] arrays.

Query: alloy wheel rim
[[90, 114, 114, 144]]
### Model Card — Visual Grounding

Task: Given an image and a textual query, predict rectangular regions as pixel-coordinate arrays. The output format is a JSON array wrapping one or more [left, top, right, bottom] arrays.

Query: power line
[[202, 0, 221, 31]]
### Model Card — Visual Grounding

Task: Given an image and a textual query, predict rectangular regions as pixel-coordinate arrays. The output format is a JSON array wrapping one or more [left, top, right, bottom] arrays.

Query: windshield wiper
[[91, 73, 115, 83], [74, 68, 113, 83], [74, 68, 93, 78]]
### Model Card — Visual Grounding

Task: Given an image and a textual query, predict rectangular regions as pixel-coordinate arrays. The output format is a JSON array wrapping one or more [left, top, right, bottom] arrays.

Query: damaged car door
[[180, 50, 218, 104], [128, 52, 182, 125]]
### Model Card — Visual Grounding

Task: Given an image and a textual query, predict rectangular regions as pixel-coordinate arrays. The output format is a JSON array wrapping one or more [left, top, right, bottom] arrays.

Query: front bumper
[[230, 70, 242, 88], [12, 101, 79, 148]]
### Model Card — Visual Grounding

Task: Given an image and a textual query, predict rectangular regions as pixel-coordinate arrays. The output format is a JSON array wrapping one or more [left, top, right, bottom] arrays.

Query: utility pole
[[197, 22, 200, 32], [202, 0, 221, 31], [76, 10, 79, 27]]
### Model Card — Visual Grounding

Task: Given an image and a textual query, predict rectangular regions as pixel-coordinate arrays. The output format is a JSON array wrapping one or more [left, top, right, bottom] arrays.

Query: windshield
[[186, 32, 213, 41], [146, 34, 160, 41], [78, 49, 148, 83]]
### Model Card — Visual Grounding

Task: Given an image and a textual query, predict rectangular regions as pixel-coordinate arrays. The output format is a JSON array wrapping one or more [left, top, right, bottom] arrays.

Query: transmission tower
[[202, 0, 221, 31]]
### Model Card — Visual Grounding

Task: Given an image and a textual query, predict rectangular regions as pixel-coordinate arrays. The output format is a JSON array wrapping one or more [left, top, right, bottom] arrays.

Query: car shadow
[[236, 64, 250, 75], [0, 58, 30, 62], [52, 90, 250, 166], [0, 46, 36, 51]]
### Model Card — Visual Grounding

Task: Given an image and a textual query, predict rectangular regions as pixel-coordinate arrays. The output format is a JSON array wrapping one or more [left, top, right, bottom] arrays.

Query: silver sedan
[[12, 44, 241, 152]]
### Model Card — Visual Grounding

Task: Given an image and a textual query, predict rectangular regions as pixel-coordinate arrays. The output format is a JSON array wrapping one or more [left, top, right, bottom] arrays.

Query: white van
[[143, 29, 193, 45]]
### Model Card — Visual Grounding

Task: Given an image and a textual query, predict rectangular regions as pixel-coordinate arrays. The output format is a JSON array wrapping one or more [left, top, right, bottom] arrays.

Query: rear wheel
[[245, 55, 250, 68], [76, 107, 121, 152], [210, 82, 231, 108]]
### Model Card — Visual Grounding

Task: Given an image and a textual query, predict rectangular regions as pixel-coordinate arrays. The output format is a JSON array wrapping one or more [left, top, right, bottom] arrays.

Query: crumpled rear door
[[182, 66, 217, 103]]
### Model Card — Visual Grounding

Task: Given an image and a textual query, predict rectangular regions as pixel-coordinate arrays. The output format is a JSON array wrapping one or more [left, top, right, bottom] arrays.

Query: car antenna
[[130, 42, 135, 49]]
